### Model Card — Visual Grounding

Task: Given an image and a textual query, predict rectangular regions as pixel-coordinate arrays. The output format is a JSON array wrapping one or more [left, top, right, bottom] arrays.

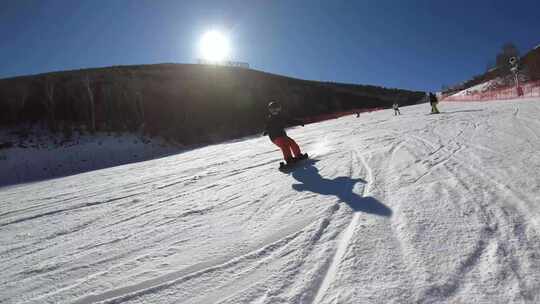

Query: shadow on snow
[[442, 109, 484, 114], [290, 160, 392, 217]]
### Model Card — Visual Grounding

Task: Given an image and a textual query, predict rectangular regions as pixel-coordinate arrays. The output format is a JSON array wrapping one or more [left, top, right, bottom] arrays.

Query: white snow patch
[[451, 78, 504, 96], [0, 130, 177, 186]]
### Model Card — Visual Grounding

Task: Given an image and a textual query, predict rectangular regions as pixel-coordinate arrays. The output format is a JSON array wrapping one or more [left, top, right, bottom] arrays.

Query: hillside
[[0, 64, 424, 145], [443, 45, 540, 96], [1, 98, 539, 303]]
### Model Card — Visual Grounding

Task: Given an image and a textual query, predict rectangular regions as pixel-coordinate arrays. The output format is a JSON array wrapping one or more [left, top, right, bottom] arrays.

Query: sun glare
[[199, 30, 230, 62]]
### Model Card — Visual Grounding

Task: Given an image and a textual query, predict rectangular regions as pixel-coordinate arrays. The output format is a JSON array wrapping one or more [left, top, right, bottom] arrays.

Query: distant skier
[[392, 102, 401, 116], [263, 101, 307, 166], [428, 92, 440, 114]]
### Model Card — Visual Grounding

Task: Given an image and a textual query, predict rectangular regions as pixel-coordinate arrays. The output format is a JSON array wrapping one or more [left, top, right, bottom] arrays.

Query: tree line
[[0, 64, 425, 144]]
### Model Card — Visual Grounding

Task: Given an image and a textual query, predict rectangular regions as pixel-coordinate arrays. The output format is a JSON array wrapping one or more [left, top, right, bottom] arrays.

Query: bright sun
[[199, 30, 230, 62]]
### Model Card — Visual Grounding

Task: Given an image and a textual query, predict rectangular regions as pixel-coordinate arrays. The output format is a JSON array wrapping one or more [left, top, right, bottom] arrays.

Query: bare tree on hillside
[[64, 79, 84, 123], [101, 71, 129, 131], [83, 75, 96, 132], [125, 72, 146, 132], [3, 82, 29, 124], [42, 76, 57, 131], [503, 43, 519, 57], [135, 91, 145, 131], [16, 83, 29, 118], [102, 72, 140, 132], [101, 75, 114, 131], [496, 42, 520, 69]]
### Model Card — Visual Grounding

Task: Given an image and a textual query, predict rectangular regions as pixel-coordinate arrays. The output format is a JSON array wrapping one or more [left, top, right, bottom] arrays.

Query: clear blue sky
[[1, 0, 539, 91]]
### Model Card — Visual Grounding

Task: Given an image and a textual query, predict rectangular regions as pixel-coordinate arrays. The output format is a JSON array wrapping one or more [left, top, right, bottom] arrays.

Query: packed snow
[[1, 99, 540, 304]]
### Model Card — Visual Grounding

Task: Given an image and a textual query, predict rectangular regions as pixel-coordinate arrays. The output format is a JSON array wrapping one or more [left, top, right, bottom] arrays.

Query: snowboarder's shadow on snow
[[290, 161, 392, 217]]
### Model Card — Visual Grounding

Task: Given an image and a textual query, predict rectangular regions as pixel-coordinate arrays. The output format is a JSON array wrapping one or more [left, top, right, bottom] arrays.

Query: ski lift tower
[[509, 57, 523, 96]]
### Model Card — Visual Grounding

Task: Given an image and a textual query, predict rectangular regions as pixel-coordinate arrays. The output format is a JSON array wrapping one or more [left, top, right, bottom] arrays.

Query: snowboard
[[279, 153, 309, 172]]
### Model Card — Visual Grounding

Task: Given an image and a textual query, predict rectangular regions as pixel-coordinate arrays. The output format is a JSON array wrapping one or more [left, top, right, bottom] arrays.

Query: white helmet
[[268, 101, 282, 115]]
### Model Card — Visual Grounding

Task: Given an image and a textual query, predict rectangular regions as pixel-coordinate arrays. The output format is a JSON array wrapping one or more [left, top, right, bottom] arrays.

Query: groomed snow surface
[[1, 99, 540, 304]]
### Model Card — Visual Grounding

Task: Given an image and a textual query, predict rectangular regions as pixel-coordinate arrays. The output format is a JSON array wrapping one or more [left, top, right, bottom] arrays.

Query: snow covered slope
[[451, 78, 503, 96], [0, 132, 178, 186], [1, 99, 540, 304]]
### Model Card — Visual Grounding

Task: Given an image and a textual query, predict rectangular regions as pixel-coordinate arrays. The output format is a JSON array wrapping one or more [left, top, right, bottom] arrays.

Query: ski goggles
[[269, 106, 281, 115]]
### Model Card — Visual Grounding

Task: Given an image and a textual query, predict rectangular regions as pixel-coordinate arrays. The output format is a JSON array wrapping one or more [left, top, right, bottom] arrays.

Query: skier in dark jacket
[[429, 92, 440, 114], [392, 102, 401, 115], [263, 101, 307, 165]]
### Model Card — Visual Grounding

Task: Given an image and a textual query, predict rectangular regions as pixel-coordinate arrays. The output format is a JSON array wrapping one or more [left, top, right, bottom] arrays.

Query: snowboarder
[[428, 92, 440, 114], [263, 101, 307, 167], [392, 102, 401, 116]]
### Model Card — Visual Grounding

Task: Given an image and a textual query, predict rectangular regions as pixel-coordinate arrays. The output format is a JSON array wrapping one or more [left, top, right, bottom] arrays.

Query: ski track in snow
[[1, 99, 540, 303]]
